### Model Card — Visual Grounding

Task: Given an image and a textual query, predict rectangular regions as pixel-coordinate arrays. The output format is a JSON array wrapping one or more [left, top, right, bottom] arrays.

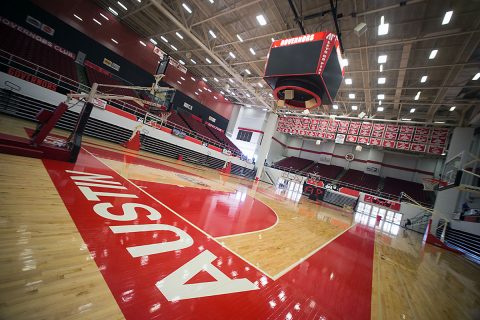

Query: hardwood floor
[[0, 114, 479, 319]]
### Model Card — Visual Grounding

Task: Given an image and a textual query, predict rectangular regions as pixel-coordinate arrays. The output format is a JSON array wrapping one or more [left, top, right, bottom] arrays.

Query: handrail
[[0, 49, 243, 157]]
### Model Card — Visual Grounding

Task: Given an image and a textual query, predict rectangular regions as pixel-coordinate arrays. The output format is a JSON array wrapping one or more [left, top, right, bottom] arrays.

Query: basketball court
[[1, 0, 480, 319]]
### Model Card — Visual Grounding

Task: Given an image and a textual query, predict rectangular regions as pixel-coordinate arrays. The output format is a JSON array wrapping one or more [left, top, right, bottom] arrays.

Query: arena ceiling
[[93, 0, 480, 126]]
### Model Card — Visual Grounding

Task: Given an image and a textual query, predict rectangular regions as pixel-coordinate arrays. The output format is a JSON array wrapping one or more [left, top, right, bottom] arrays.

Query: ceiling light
[[401, 118, 412, 121], [93, 18, 102, 25], [271, 38, 275, 42], [332, 104, 338, 109], [74, 14, 83, 21], [442, 11, 453, 25], [256, 14, 267, 26], [214, 96, 218, 100], [179, 60, 186, 65], [190, 59, 196, 64], [160, 36, 168, 43], [379, 64, 383, 72], [209, 0, 214, 3], [150, 38, 158, 45], [352, 105, 358, 110], [177, 81, 182, 85], [229, 52, 236, 59], [198, 88, 203, 92], [190, 77, 195, 81], [378, 16, 389, 36], [378, 55, 387, 64], [377, 106, 384, 112], [176, 32, 184, 39], [429, 49, 438, 59], [202, 77, 208, 82], [245, 69, 251, 75], [246, 93, 251, 97], [180, 77, 185, 81], [249, 48, 256, 55], [117, 1, 127, 10], [410, 108, 415, 113], [345, 78, 352, 85], [231, 92, 235, 96], [379, 100, 382, 106], [473, 73, 480, 80], [171, 45, 178, 51], [263, 108, 268, 111], [269, 93, 273, 97], [108, 7, 118, 16], [139, 40, 146, 46], [414, 91, 421, 100], [421, 75, 428, 83], [342, 58, 349, 67], [449, 106, 456, 111], [378, 77, 386, 84], [206, 58, 212, 64], [348, 93, 355, 99], [182, 3, 192, 13], [195, 92, 199, 95], [214, 77, 219, 82], [111, 38, 118, 44], [220, 91, 224, 94], [377, 94, 385, 100], [434, 121, 445, 124], [209, 30, 217, 38], [236, 34, 243, 42], [229, 78, 234, 83], [258, 82, 263, 88]]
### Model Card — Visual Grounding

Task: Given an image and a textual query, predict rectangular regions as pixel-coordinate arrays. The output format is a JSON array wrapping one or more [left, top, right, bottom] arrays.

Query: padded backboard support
[[263, 32, 344, 109]]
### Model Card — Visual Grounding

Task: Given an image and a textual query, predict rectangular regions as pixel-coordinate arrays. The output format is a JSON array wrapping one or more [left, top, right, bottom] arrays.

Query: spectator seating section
[[206, 126, 242, 155], [339, 169, 381, 191], [273, 157, 314, 171], [84, 64, 146, 109], [166, 112, 190, 130], [306, 163, 343, 180], [178, 111, 220, 143], [383, 177, 432, 205], [1, 23, 78, 82]]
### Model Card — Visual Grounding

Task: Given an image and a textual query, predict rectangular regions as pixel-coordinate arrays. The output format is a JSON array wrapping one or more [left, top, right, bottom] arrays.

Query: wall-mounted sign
[[103, 58, 120, 71], [208, 116, 216, 123], [153, 46, 165, 59], [183, 102, 193, 110], [26, 15, 55, 36], [345, 153, 355, 161], [335, 133, 346, 144], [364, 194, 401, 211]]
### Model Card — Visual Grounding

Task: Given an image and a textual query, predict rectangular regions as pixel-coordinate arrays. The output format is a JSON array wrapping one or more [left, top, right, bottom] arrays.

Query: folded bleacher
[[0, 23, 77, 82], [273, 156, 313, 171], [340, 169, 380, 191], [306, 163, 343, 180]]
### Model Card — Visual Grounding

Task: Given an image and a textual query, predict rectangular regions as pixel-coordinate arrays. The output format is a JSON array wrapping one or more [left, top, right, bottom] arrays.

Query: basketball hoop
[[422, 177, 448, 191]]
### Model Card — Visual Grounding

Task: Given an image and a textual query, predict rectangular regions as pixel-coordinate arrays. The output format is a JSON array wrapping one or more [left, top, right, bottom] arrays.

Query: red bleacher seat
[[0, 23, 78, 82], [206, 126, 242, 155], [273, 157, 314, 171], [340, 169, 380, 191], [306, 163, 343, 180], [178, 111, 220, 143], [382, 177, 432, 205]]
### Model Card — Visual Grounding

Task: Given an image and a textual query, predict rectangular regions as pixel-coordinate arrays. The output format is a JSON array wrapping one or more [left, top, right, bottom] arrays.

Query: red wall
[[32, 0, 233, 120]]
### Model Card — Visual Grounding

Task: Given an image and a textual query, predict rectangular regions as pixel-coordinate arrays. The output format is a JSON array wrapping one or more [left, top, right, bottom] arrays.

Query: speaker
[[354, 22, 367, 36]]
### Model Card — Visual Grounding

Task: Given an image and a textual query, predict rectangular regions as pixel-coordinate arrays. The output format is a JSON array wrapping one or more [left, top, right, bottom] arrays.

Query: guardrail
[[0, 49, 244, 158], [269, 163, 434, 208]]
